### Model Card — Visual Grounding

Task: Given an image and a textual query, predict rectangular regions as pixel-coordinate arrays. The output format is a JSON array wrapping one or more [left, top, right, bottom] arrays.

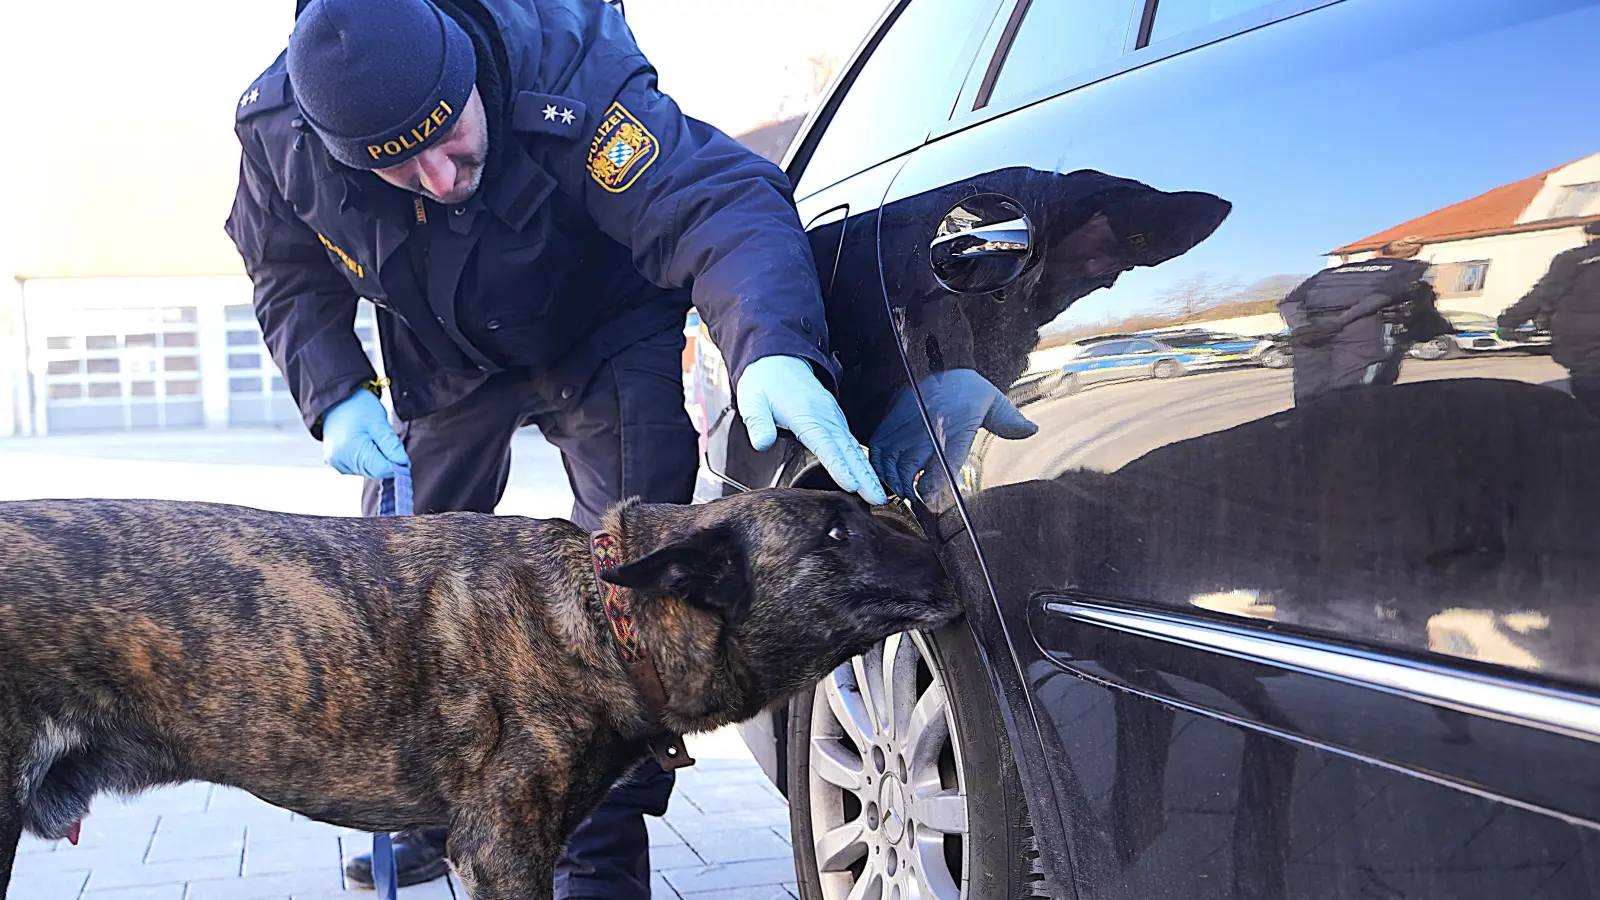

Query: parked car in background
[[1410, 310, 1553, 360], [1054, 332, 1250, 394], [690, 1, 1600, 898], [1145, 327, 1275, 362], [1256, 331, 1295, 368]]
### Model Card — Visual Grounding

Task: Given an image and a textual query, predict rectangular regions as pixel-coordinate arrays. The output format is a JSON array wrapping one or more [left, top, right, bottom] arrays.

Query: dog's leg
[[0, 802, 18, 900], [450, 746, 604, 900], [0, 706, 21, 900], [0, 762, 20, 900], [447, 809, 560, 900]]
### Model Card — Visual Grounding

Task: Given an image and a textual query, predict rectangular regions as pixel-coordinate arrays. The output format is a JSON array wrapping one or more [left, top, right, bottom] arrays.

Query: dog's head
[[599, 488, 961, 721]]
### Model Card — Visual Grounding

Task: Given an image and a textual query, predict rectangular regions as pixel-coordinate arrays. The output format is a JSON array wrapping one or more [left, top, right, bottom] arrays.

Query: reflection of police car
[[1148, 329, 1278, 364], [1409, 311, 1550, 360], [1054, 332, 1256, 395]]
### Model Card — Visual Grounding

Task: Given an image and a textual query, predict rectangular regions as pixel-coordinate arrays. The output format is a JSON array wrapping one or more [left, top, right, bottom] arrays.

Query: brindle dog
[[0, 488, 958, 899]]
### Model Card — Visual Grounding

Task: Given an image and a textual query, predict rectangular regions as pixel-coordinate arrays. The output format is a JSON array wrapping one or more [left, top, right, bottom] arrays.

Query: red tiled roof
[[1333, 160, 1598, 254]]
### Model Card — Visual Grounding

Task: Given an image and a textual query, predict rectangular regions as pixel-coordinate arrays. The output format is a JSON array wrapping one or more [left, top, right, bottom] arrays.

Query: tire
[[787, 624, 1041, 900], [1011, 371, 1062, 406], [1413, 336, 1462, 360], [1151, 358, 1185, 379], [1260, 346, 1291, 369], [1059, 372, 1082, 396]]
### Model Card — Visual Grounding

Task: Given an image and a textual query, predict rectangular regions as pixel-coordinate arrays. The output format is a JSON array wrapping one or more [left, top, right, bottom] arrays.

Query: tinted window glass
[[988, 0, 1141, 105], [1088, 340, 1131, 356], [796, 0, 988, 199], [1126, 339, 1159, 352], [1148, 0, 1280, 44]]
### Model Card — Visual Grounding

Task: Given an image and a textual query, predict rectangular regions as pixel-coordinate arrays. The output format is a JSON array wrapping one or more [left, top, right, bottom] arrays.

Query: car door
[[692, 0, 1012, 807], [1073, 340, 1129, 385], [1118, 338, 1164, 381], [874, 0, 1600, 897]]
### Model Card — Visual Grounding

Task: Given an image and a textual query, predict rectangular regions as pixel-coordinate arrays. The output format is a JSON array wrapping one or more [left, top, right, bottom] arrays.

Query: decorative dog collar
[[591, 532, 696, 771]]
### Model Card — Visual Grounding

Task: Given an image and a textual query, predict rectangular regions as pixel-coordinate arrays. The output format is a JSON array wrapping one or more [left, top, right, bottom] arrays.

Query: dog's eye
[[827, 524, 849, 543]]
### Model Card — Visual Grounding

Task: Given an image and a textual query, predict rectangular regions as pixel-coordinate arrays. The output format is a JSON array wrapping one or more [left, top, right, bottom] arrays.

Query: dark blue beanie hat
[[288, 0, 476, 170]]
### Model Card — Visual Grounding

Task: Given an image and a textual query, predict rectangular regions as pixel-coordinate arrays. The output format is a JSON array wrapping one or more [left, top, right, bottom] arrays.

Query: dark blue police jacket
[[225, 0, 836, 435]]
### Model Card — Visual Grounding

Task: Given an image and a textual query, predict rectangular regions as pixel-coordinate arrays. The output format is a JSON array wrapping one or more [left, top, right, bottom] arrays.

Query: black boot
[[344, 828, 451, 889]]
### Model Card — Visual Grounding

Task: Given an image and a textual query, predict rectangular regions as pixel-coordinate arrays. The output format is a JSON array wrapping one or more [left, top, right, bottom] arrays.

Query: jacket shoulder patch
[[236, 72, 290, 123], [586, 103, 658, 193], [513, 91, 589, 138]]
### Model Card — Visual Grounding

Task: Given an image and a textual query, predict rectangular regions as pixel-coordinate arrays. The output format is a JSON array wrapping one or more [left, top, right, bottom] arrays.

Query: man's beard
[[419, 158, 485, 205], [418, 111, 489, 205]]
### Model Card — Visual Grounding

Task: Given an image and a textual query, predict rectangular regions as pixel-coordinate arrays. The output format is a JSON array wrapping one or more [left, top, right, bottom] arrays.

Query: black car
[[689, 1, 1600, 898]]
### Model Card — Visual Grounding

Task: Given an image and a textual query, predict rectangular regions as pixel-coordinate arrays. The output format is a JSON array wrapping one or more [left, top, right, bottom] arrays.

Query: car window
[[1090, 340, 1132, 356], [986, 0, 1142, 106], [1148, 0, 1281, 45], [1126, 339, 1160, 352], [794, 0, 990, 199]]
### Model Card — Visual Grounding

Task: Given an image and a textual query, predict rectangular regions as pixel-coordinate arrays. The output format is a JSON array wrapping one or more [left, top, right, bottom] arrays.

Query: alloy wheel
[[807, 631, 969, 900]]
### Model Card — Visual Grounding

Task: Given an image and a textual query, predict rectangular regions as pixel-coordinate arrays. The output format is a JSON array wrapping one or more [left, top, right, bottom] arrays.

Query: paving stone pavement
[[6, 728, 799, 900]]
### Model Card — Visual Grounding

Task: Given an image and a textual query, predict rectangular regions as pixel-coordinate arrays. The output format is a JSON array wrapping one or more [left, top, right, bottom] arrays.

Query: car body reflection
[[693, 1, 1600, 895]]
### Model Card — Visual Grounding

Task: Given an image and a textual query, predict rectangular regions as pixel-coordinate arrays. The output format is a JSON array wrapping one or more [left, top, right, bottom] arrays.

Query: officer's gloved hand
[[736, 355, 887, 505], [869, 369, 1038, 502], [321, 389, 410, 481], [1289, 321, 1340, 349]]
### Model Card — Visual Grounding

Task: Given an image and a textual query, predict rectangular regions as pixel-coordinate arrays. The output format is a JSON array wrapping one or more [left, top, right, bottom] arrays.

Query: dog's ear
[[602, 525, 753, 621]]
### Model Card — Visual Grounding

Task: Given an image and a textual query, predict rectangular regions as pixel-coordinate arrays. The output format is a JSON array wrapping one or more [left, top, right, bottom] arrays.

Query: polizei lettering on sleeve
[[368, 99, 455, 161], [317, 233, 365, 278]]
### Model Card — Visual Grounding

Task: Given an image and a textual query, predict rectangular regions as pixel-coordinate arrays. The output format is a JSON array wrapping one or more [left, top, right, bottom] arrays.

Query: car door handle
[[928, 196, 1033, 293], [929, 217, 1032, 261]]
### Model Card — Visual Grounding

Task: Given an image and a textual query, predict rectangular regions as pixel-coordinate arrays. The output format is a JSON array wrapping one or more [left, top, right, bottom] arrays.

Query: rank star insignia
[[543, 104, 558, 121], [560, 108, 576, 125], [239, 88, 259, 108]]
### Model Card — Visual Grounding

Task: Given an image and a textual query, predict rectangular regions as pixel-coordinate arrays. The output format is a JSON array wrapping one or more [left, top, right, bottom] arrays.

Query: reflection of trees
[[1161, 273, 1244, 321], [1040, 272, 1309, 347]]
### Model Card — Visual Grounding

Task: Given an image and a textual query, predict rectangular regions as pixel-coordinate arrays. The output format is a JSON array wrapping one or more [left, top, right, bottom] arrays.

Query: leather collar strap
[[591, 532, 695, 771]]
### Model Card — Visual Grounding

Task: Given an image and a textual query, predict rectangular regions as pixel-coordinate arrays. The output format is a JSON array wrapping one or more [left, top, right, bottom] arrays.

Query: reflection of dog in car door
[[0, 488, 959, 900]]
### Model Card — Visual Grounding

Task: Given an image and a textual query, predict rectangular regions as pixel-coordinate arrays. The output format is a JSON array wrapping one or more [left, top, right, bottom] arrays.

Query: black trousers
[[361, 324, 698, 898], [1569, 372, 1600, 420]]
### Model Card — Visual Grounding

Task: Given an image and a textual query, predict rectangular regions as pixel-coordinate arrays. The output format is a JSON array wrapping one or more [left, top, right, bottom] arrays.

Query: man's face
[[372, 86, 490, 206]]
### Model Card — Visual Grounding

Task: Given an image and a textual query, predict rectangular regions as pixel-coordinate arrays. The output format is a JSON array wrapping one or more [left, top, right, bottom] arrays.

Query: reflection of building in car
[[1408, 310, 1551, 360], [1330, 152, 1600, 320]]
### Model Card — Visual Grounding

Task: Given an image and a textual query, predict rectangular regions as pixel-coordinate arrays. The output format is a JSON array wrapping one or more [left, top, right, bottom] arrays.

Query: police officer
[[1498, 220, 1600, 416], [1279, 239, 1438, 405], [224, 0, 886, 894]]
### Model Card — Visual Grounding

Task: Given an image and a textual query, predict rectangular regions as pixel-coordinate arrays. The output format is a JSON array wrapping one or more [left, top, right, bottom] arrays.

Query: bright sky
[[5, 0, 887, 279]]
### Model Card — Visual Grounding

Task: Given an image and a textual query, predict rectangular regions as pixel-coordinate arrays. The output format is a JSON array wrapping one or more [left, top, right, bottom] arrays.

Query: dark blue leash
[[370, 464, 411, 900]]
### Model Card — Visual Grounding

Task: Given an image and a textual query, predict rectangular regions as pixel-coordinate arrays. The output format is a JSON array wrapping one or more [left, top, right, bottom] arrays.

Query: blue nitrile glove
[[869, 369, 1038, 500], [320, 389, 410, 481], [735, 355, 887, 505]]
